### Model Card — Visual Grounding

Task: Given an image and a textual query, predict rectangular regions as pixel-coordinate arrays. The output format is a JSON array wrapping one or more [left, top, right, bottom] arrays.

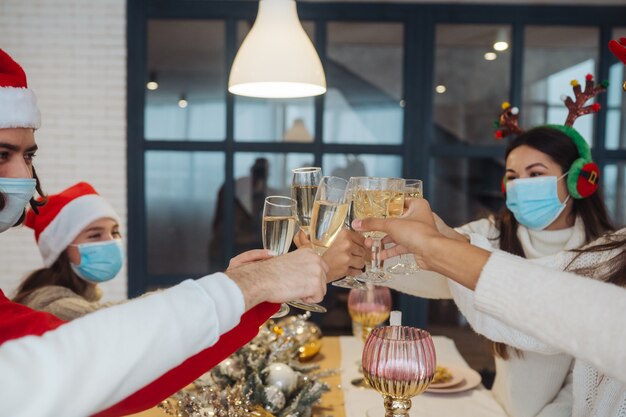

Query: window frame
[[128, 0, 626, 297]]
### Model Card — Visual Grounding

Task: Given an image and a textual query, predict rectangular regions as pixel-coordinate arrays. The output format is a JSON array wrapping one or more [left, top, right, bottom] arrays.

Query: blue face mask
[[0, 178, 36, 233], [506, 174, 570, 231], [70, 240, 124, 283]]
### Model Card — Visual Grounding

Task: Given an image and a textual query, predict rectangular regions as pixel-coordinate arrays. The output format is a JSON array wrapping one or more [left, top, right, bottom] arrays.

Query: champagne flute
[[288, 167, 328, 313], [362, 326, 436, 417], [350, 177, 405, 284], [388, 179, 423, 275], [291, 167, 322, 237], [310, 176, 349, 255], [332, 199, 368, 289], [348, 284, 392, 388], [262, 196, 297, 318]]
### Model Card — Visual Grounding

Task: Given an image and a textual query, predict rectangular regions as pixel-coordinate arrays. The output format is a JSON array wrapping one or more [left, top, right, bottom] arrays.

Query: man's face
[[0, 128, 37, 179]]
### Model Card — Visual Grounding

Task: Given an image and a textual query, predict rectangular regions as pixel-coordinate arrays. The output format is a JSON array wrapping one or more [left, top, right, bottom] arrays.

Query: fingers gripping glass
[[264, 194, 327, 314], [262, 196, 297, 318], [350, 177, 405, 284], [388, 179, 423, 275], [331, 199, 368, 290]]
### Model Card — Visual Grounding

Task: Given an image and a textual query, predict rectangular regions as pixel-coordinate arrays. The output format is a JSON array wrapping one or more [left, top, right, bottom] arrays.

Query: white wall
[[0, 0, 128, 301]]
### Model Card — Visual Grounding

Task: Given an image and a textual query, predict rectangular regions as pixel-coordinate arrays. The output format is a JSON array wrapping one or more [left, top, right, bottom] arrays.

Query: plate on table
[[426, 365, 481, 394]]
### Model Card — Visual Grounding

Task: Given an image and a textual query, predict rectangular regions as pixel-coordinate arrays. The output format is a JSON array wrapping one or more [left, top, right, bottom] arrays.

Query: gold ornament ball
[[276, 316, 323, 360]]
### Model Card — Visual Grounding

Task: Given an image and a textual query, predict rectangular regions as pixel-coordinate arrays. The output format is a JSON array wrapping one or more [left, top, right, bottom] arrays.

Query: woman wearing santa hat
[[0, 48, 329, 417], [12, 182, 122, 319]]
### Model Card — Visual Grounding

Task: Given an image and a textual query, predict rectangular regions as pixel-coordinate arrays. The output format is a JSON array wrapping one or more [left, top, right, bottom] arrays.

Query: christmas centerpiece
[[160, 313, 333, 417]]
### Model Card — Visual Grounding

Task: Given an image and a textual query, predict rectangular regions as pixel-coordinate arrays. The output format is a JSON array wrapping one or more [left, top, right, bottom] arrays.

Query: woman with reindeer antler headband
[[380, 75, 620, 417]]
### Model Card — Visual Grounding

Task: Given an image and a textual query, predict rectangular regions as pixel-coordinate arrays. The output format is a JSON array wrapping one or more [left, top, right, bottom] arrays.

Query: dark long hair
[[0, 165, 47, 224], [13, 250, 94, 304], [492, 126, 615, 359], [567, 232, 626, 286]]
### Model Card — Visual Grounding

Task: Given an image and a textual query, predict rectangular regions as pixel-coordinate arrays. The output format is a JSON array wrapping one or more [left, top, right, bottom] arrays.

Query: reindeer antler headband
[[561, 74, 608, 127], [494, 101, 523, 140], [494, 74, 608, 140]]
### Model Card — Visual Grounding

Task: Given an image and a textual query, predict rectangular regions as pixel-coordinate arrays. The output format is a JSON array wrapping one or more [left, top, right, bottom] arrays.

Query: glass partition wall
[[129, 2, 626, 330]]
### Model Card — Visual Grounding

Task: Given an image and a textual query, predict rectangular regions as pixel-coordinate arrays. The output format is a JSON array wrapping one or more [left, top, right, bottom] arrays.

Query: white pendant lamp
[[228, 0, 326, 99]]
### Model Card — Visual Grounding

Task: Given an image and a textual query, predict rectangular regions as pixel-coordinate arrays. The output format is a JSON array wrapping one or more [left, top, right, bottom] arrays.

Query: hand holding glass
[[262, 196, 297, 318], [350, 177, 405, 283]]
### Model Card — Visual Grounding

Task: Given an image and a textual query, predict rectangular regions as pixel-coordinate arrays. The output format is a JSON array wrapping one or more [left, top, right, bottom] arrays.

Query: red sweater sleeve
[[0, 290, 66, 344], [92, 302, 278, 417], [0, 289, 277, 417]]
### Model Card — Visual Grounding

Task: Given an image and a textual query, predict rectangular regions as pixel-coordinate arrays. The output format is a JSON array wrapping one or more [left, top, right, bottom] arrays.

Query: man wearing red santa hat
[[0, 48, 329, 417]]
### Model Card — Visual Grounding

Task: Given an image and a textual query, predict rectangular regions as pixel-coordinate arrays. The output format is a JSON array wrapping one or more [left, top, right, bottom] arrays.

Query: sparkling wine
[[292, 185, 318, 234], [348, 302, 391, 327], [310, 201, 349, 253], [352, 190, 405, 238], [364, 368, 433, 398], [404, 187, 423, 199], [262, 215, 296, 255]]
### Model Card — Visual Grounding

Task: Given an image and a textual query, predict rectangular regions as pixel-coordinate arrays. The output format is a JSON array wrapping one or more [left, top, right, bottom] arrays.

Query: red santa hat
[[0, 49, 41, 129], [25, 182, 120, 267]]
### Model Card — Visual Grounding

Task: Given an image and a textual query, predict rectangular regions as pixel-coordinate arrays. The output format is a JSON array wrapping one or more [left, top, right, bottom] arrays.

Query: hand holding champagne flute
[[350, 177, 405, 283], [288, 167, 328, 313], [262, 196, 298, 318]]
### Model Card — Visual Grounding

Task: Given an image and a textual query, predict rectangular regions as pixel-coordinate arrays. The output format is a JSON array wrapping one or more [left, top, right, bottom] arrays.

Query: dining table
[[130, 335, 507, 417]]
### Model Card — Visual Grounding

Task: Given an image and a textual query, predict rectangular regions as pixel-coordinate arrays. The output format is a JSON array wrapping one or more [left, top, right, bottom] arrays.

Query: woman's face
[[0, 128, 37, 179], [67, 218, 121, 265], [505, 144, 574, 228]]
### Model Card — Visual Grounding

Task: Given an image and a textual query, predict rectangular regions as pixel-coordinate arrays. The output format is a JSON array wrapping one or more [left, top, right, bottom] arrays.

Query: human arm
[[93, 302, 278, 417], [0, 248, 328, 417], [352, 210, 626, 384], [0, 274, 246, 417]]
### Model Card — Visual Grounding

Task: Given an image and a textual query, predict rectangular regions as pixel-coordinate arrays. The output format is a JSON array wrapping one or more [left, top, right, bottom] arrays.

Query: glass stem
[[384, 396, 412, 417], [370, 237, 382, 273]]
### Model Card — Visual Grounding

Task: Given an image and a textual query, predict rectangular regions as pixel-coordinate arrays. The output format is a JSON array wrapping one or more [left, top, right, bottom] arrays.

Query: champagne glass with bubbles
[[291, 167, 322, 237], [288, 167, 327, 313], [350, 177, 405, 284], [388, 179, 423, 275], [363, 326, 436, 417], [262, 196, 297, 318], [310, 176, 350, 255]]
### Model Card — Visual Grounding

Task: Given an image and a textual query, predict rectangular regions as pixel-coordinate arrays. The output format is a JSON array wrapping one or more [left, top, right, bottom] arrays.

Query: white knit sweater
[[383, 216, 588, 417], [454, 217, 587, 417], [473, 238, 626, 417]]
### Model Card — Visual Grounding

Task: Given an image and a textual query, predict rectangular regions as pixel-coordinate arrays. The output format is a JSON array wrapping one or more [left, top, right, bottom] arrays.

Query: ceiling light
[[435, 85, 446, 94], [146, 72, 159, 90], [228, 0, 326, 98], [178, 95, 188, 109], [493, 41, 509, 51], [484, 52, 497, 61]]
